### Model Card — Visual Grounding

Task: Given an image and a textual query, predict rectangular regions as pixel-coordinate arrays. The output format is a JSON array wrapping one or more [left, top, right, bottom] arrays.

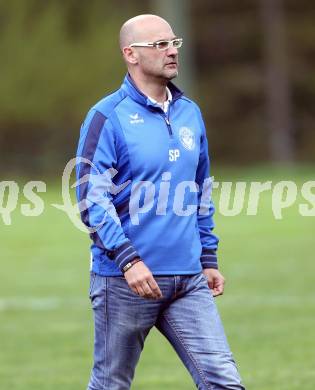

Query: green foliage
[[1, 1, 125, 123], [0, 1, 148, 174], [193, 0, 315, 163], [0, 1, 314, 174]]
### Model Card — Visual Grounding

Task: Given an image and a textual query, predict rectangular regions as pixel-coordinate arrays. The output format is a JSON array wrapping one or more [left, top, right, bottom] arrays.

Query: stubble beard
[[140, 61, 179, 83], [160, 67, 179, 81]]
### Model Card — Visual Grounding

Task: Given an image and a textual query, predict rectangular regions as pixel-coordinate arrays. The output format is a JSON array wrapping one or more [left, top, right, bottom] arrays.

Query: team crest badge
[[179, 127, 195, 150]]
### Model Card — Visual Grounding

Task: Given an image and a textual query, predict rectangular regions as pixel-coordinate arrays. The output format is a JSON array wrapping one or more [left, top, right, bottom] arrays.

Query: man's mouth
[[165, 62, 178, 67]]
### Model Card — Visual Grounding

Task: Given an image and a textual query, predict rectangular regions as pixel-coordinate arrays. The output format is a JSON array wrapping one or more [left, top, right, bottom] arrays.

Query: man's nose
[[166, 45, 178, 57]]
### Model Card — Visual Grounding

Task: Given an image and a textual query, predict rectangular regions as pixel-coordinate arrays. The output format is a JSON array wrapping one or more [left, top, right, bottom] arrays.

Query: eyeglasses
[[129, 38, 183, 51]]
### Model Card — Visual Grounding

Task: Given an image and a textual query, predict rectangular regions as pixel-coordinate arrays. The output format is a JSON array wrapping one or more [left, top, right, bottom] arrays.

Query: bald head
[[119, 14, 174, 50], [119, 14, 179, 84]]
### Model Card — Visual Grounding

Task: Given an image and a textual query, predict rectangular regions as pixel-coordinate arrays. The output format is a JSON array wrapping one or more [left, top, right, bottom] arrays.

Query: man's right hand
[[124, 260, 163, 299]]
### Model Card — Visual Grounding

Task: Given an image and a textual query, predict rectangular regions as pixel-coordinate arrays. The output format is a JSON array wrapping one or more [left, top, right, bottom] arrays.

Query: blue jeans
[[87, 272, 245, 390]]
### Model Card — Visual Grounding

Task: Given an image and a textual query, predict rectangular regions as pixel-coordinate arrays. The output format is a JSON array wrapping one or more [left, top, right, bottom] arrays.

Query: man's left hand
[[202, 268, 225, 297]]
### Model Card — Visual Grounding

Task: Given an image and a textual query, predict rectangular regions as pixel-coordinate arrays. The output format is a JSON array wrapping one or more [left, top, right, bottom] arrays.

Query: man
[[76, 14, 245, 390]]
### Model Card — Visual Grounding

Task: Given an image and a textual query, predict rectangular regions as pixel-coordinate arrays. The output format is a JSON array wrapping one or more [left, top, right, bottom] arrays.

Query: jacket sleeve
[[195, 105, 219, 269], [76, 109, 140, 271]]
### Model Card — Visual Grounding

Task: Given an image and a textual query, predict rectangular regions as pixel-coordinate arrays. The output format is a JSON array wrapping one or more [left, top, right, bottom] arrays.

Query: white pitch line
[[0, 297, 87, 311], [222, 294, 315, 306], [0, 294, 314, 311]]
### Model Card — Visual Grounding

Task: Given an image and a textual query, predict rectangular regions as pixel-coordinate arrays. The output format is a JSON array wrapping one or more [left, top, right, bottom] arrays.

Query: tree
[[261, 0, 294, 162]]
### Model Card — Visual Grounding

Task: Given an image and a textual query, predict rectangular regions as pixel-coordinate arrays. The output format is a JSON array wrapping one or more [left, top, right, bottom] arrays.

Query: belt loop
[[174, 275, 177, 298]]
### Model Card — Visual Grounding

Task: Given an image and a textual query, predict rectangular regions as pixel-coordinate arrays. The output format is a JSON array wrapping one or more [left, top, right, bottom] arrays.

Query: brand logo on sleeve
[[129, 113, 144, 124], [179, 127, 195, 150]]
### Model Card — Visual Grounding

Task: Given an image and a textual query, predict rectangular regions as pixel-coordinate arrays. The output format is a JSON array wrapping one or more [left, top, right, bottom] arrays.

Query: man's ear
[[123, 47, 138, 65]]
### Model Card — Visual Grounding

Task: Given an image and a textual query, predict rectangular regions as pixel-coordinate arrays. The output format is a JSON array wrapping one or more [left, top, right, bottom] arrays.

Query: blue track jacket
[[76, 74, 219, 276]]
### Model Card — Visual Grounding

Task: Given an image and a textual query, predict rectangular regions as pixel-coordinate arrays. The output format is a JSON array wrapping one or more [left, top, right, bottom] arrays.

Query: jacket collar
[[121, 73, 183, 108]]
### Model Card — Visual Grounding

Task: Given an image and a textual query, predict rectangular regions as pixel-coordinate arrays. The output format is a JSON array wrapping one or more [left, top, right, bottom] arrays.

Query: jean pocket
[[199, 272, 211, 286]]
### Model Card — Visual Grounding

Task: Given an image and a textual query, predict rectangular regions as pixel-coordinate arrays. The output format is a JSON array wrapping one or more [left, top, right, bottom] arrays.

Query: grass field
[[1, 165, 314, 389]]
